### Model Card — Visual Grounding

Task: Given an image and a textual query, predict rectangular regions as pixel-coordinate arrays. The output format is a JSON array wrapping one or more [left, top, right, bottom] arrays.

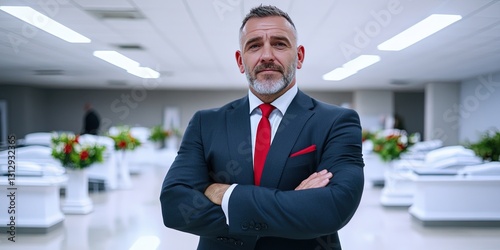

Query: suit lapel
[[226, 97, 255, 184], [260, 91, 315, 188]]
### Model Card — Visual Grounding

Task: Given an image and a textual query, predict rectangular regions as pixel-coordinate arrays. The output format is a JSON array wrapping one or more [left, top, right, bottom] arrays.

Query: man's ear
[[296, 45, 305, 69], [235, 50, 245, 73]]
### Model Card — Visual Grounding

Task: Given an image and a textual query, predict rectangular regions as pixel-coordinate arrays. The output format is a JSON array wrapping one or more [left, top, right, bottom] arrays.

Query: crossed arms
[[160, 108, 364, 239]]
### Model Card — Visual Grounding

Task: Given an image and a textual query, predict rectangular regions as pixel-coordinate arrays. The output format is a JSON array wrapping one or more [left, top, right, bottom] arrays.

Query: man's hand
[[204, 183, 230, 205], [295, 169, 333, 190]]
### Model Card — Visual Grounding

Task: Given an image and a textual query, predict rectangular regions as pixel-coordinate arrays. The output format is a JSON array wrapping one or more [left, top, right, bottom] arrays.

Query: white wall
[[0, 85, 353, 139], [459, 71, 500, 143], [0, 85, 48, 138], [353, 90, 393, 131]]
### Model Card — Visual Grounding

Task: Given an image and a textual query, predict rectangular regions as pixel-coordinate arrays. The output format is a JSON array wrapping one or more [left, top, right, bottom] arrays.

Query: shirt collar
[[248, 84, 298, 115]]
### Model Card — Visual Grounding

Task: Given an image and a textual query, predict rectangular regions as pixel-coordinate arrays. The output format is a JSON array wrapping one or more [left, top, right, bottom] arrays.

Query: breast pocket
[[281, 152, 317, 189]]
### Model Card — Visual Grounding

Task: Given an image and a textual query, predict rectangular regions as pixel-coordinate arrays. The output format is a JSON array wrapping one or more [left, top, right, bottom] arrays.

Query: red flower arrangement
[[371, 131, 417, 162], [108, 127, 141, 151], [51, 133, 106, 170]]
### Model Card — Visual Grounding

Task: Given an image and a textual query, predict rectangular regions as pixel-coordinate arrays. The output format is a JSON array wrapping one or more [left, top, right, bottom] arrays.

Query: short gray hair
[[240, 5, 296, 32], [239, 5, 298, 45]]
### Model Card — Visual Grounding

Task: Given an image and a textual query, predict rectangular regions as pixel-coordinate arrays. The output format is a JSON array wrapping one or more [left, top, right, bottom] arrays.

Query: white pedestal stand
[[117, 151, 132, 189], [62, 169, 93, 214], [166, 136, 179, 151], [363, 153, 388, 186]]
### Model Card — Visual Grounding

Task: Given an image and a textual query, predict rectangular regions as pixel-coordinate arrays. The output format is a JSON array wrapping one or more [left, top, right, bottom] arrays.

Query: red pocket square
[[290, 145, 316, 157]]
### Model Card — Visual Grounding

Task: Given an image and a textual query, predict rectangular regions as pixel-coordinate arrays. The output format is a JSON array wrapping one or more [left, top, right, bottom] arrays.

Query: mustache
[[254, 63, 284, 74]]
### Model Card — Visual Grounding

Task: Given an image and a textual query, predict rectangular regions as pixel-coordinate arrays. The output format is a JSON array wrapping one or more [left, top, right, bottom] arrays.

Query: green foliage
[[466, 130, 500, 161], [148, 125, 182, 142], [148, 125, 170, 142], [108, 126, 141, 151], [51, 133, 106, 170]]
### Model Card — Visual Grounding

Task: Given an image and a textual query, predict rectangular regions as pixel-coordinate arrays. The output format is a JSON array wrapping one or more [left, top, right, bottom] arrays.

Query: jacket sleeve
[[159, 111, 229, 237], [227, 108, 365, 239]]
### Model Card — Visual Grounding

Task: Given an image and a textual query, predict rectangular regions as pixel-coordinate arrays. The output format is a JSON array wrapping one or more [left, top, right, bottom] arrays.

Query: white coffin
[[0, 162, 67, 233], [408, 170, 500, 226]]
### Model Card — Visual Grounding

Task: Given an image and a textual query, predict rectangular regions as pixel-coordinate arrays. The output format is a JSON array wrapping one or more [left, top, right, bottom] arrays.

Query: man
[[160, 5, 364, 250], [82, 102, 100, 135]]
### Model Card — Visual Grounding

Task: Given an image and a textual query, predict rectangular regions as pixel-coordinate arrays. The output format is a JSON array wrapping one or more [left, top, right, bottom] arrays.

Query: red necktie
[[254, 103, 275, 186]]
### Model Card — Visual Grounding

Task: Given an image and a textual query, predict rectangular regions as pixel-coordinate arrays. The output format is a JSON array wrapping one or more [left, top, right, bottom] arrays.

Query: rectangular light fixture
[[93, 51, 140, 70], [0, 6, 91, 43], [93, 50, 160, 79], [323, 55, 380, 81], [377, 14, 462, 51], [127, 67, 160, 79]]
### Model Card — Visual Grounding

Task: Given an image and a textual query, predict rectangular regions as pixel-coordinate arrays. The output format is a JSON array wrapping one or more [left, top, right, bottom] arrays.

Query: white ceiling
[[0, 0, 499, 91]]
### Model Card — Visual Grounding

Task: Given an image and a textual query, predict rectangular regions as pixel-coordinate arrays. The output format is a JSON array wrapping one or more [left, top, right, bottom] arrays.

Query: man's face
[[236, 16, 304, 96]]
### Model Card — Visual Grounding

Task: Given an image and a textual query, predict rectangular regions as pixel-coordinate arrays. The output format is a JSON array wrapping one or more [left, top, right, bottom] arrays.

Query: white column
[[424, 82, 460, 146]]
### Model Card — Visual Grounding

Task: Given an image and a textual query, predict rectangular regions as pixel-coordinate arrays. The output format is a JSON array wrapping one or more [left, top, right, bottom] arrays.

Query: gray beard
[[250, 76, 287, 95], [246, 62, 296, 95]]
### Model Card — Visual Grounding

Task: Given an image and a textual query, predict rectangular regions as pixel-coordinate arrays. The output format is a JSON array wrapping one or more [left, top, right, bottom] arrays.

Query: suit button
[[241, 222, 249, 231], [254, 223, 262, 231], [235, 240, 243, 246], [217, 237, 224, 241], [262, 223, 268, 230]]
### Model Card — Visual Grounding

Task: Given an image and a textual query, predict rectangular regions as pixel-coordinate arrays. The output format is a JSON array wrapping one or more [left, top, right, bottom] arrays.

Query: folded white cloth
[[0, 161, 65, 176], [458, 162, 500, 176], [425, 146, 476, 163]]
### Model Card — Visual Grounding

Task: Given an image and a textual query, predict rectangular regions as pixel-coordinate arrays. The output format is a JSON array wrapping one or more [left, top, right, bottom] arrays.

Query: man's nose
[[260, 44, 274, 62]]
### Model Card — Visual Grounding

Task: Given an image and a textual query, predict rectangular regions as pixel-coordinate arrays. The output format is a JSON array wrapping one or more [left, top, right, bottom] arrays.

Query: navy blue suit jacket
[[160, 90, 364, 250]]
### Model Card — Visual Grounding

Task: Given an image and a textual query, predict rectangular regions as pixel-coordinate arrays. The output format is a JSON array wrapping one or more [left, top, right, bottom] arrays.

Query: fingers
[[295, 169, 333, 190], [204, 183, 230, 205]]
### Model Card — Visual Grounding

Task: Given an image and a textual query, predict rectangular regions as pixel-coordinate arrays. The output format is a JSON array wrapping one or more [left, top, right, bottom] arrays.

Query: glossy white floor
[[1, 165, 500, 250]]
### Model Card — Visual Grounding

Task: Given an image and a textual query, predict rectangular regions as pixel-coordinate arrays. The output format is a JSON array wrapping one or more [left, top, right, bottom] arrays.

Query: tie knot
[[259, 103, 275, 118]]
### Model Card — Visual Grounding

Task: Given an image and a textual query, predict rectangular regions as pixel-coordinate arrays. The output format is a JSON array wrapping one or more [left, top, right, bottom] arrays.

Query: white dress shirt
[[221, 84, 298, 224]]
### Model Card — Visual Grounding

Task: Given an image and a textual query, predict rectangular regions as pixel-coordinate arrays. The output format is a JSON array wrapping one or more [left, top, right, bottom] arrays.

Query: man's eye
[[274, 43, 287, 48], [249, 44, 260, 50]]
